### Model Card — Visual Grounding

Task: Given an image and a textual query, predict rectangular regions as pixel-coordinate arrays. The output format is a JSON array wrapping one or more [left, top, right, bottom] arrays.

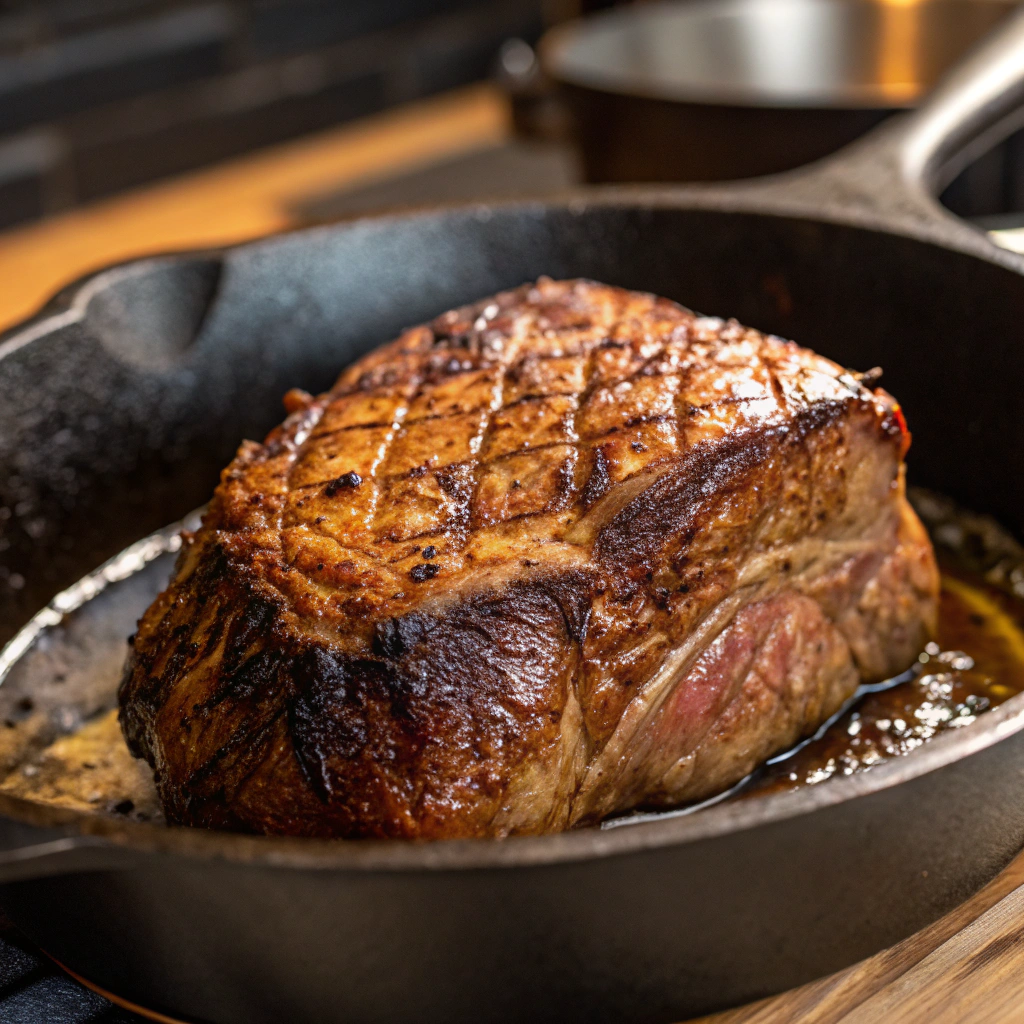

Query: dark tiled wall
[[0, 0, 544, 228]]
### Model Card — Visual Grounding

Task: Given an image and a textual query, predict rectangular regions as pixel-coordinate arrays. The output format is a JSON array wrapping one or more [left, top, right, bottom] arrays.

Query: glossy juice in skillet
[[737, 565, 1024, 801], [1, 555, 1017, 827]]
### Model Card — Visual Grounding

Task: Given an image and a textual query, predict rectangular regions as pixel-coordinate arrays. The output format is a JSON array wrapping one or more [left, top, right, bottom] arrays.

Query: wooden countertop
[[0, 84, 509, 334], [2, 82, 1024, 1024]]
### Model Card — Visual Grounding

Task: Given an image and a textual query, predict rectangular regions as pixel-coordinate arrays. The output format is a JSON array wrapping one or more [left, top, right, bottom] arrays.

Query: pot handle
[[752, 4, 1024, 234]]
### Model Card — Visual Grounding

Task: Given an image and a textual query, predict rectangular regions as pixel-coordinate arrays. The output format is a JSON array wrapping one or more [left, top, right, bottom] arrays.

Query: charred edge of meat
[[597, 399, 863, 571], [124, 555, 595, 834]]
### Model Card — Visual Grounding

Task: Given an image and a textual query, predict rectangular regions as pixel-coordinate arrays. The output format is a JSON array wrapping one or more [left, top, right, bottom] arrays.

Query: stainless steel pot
[[540, 0, 1022, 210]]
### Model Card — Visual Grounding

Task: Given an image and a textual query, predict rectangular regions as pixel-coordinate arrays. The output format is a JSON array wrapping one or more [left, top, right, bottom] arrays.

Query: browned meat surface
[[118, 278, 939, 838]]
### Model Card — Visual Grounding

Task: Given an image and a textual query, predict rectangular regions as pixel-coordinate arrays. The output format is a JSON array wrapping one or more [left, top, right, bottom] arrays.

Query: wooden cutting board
[[3, 82, 1024, 1024], [693, 850, 1024, 1024]]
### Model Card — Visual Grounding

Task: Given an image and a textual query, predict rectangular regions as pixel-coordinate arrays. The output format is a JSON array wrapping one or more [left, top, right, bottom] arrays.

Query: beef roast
[[118, 278, 939, 838]]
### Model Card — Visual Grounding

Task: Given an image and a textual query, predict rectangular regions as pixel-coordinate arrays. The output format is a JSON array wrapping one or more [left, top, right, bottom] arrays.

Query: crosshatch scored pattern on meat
[[119, 278, 939, 839]]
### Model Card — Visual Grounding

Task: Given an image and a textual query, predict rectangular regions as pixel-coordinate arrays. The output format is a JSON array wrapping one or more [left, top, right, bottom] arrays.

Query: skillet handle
[[756, 5, 1024, 234], [897, 3, 1024, 197]]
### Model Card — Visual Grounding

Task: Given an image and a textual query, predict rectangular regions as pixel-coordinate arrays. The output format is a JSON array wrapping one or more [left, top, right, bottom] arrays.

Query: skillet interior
[[2, 201, 1024, 1023]]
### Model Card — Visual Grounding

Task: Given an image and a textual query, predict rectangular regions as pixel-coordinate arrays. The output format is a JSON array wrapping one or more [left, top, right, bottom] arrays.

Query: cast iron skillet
[[3, 13, 1024, 1024]]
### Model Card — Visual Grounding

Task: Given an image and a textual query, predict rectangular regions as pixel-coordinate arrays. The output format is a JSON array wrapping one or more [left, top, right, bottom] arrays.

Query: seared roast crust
[[119, 279, 938, 837]]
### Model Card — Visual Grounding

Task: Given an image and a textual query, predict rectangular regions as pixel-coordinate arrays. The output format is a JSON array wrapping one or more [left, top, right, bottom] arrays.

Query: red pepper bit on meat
[[283, 388, 315, 414], [893, 403, 911, 460]]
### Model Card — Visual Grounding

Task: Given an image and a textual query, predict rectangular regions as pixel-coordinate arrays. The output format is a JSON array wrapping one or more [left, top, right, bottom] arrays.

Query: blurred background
[[2, 0, 1024, 331], [0, 0, 554, 228]]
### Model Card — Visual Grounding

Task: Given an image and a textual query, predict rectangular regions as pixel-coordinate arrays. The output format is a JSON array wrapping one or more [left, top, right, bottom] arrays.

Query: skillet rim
[[2, 190, 1024, 872], [3, 180, 1024, 357]]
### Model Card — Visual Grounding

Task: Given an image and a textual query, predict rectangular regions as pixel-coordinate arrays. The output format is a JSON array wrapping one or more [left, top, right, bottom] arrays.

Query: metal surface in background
[[545, 0, 1016, 106], [540, 0, 1024, 200]]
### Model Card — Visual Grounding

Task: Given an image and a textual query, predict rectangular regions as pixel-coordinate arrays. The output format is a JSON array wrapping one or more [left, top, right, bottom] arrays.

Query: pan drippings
[[0, 707, 160, 821], [735, 569, 1024, 801], [0, 490, 1022, 830]]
